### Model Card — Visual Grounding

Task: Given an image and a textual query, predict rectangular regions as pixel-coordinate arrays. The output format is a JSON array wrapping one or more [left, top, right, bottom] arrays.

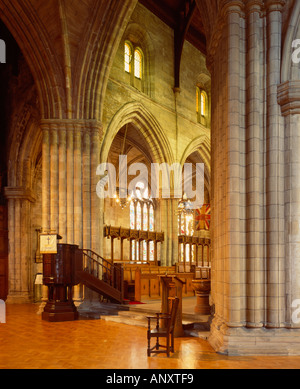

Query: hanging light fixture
[[113, 189, 132, 209], [177, 193, 193, 215], [113, 124, 132, 208]]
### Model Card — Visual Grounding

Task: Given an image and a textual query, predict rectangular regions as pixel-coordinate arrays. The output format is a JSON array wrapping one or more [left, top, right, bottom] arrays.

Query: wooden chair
[[147, 297, 179, 357]]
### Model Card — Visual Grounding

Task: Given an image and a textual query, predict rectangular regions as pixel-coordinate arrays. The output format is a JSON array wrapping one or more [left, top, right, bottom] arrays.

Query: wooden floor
[[1, 304, 300, 370]]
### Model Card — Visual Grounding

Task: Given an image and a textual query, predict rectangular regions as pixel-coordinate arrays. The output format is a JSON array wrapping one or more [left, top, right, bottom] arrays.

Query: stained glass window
[[186, 244, 190, 263], [124, 42, 131, 73], [143, 241, 147, 262], [149, 241, 154, 262], [131, 240, 135, 261], [180, 215, 185, 235], [136, 202, 142, 230], [136, 241, 140, 262], [134, 49, 142, 79], [149, 204, 154, 232], [130, 201, 135, 230], [143, 203, 148, 230]]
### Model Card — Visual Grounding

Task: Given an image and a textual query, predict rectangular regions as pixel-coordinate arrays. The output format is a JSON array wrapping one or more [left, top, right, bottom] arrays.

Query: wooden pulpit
[[42, 243, 83, 322], [159, 275, 185, 337]]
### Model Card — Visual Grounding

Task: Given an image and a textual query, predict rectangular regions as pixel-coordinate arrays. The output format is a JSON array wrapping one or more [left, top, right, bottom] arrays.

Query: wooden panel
[[149, 278, 160, 298], [140, 278, 150, 298]]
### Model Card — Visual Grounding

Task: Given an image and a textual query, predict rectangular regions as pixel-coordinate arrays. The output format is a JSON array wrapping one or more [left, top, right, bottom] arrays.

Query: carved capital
[[4, 187, 36, 203], [245, 0, 264, 15], [264, 0, 286, 13], [40, 119, 103, 136], [220, 0, 245, 18]]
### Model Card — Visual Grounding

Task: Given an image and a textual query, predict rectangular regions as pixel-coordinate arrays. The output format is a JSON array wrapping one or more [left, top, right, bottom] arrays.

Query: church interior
[[1, 0, 300, 370]]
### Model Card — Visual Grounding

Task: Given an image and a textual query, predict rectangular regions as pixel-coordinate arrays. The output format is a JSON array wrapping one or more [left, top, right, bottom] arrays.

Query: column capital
[[264, 0, 286, 13], [220, 0, 245, 18], [4, 187, 36, 203], [278, 81, 300, 116], [40, 118, 103, 134], [245, 0, 264, 14]]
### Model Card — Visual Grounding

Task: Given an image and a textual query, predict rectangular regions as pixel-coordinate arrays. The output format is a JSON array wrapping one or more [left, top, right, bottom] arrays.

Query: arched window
[[200, 91, 206, 117], [130, 182, 155, 263], [124, 41, 132, 73], [134, 48, 143, 79], [196, 87, 208, 125], [124, 41, 144, 91]]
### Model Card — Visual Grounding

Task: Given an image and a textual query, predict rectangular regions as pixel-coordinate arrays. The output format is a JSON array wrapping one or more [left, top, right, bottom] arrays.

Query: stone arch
[[180, 135, 211, 203], [101, 101, 174, 166], [7, 99, 41, 190], [76, 0, 138, 121], [180, 135, 211, 173], [0, 1, 65, 119]]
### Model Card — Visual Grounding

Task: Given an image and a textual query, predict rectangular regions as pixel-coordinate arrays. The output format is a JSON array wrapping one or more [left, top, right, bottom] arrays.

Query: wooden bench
[[134, 266, 176, 301], [121, 263, 198, 302], [122, 264, 151, 300]]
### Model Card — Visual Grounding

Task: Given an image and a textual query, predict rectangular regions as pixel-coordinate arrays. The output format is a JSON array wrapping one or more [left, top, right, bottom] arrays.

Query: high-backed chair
[[147, 297, 180, 357]]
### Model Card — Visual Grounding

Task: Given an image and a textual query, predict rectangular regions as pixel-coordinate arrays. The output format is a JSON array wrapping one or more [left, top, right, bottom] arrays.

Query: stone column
[[4, 187, 36, 303], [160, 197, 178, 267], [265, 0, 286, 328], [245, 0, 265, 328], [207, 0, 247, 352], [278, 80, 300, 328], [216, 0, 246, 328], [41, 119, 102, 246], [40, 119, 102, 304]]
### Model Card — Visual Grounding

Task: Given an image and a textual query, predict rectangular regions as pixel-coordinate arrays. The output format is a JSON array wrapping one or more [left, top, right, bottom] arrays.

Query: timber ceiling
[[139, 0, 207, 55]]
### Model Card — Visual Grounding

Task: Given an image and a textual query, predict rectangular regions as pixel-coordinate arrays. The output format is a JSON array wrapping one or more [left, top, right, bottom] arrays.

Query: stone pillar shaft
[[219, 1, 246, 328], [4, 188, 36, 303], [41, 119, 102, 251], [278, 80, 300, 328], [160, 198, 178, 266], [265, 0, 286, 328], [245, 0, 265, 328]]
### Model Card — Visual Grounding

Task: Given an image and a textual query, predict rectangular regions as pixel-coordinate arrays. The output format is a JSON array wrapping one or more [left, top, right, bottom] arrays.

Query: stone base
[[6, 292, 32, 304], [42, 300, 79, 322], [209, 316, 300, 356]]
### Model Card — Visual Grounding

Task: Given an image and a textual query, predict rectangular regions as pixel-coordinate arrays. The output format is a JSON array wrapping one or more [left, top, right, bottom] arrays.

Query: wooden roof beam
[[174, 0, 196, 89]]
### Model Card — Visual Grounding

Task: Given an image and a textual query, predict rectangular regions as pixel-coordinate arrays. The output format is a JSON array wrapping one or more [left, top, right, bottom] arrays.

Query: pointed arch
[[180, 135, 211, 200], [7, 106, 42, 190], [180, 135, 211, 173], [75, 0, 138, 120], [100, 101, 174, 166], [0, 1, 65, 119]]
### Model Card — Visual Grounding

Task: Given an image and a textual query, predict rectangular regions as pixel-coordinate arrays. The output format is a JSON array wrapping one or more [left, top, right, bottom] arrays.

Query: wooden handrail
[[82, 249, 124, 296]]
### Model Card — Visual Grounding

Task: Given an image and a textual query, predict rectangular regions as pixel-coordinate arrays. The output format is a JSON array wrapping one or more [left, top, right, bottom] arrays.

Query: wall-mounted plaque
[[40, 233, 57, 254]]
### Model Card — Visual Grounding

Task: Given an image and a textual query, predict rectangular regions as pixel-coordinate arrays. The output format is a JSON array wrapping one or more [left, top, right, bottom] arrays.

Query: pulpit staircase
[[77, 249, 124, 304]]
